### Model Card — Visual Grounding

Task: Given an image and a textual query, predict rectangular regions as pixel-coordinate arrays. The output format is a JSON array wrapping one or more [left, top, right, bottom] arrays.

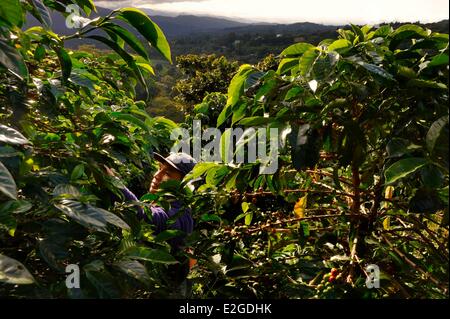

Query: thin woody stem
[[381, 234, 447, 291], [245, 212, 355, 234]]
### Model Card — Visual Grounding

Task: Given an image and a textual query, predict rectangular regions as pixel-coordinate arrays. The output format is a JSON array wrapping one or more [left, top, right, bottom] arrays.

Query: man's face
[[149, 162, 183, 194]]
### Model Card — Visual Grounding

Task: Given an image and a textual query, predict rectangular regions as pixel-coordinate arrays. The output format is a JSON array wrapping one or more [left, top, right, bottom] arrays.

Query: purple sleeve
[[120, 187, 193, 235], [150, 205, 194, 235], [121, 186, 147, 220]]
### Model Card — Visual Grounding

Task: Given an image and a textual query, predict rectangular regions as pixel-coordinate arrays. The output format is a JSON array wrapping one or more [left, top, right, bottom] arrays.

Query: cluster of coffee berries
[[328, 268, 339, 282]]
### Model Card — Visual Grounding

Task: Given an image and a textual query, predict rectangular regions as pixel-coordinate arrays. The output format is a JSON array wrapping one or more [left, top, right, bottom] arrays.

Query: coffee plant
[[0, 0, 448, 299], [183, 24, 449, 298]]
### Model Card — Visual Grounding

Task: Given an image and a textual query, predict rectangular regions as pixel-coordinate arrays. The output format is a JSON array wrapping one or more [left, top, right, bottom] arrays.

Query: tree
[[184, 24, 449, 298], [173, 54, 239, 112], [0, 0, 183, 298]]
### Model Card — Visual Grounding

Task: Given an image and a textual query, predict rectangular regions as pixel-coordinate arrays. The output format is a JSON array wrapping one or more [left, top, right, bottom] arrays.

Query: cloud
[[95, 0, 449, 24], [95, 0, 209, 8]]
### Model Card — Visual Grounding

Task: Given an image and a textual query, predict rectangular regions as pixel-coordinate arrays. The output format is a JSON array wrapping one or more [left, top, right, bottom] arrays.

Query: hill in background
[[25, 6, 448, 63]]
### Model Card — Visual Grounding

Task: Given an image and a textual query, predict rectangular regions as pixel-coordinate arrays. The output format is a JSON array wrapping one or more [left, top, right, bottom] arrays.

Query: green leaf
[[255, 77, 277, 101], [217, 104, 232, 128], [154, 229, 185, 242], [373, 25, 393, 38], [327, 39, 351, 52], [113, 260, 152, 285], [288, 124, 321, 170], [0, 200, 28, 236], [137, 62, 155, 76], [55, 200, 130, 233], [73, 0, 97, 15], [53, 184, 81, 197], [0, 254, 35, 284], [397, 66, 417, 79], [218, 65, 255, 126], [140, 193, 158, 202], [71, 164, 85, 181], [392, 24, 428, 36], [409, 188, 445, 214], [386, 138, 421, 158], [39, 238, 69, 271], [420, 165, 444, 189], [111, 112, 149, 132], [0, 40, 28, 80], [427, 54, 449, 68], [200, 214, 222, 223], [185, 162, 218, 181], [153, 116, 178, 130], [228, 65, 255, 106], [356, 61, 394, 81], [351, 24, 365, 43], [241, 202, 249, 213], [205, 166, 229, 186], [299, 48, 318, 76], [238, 116, 271, 126], [225, 170, 239, 191], [277, 58, 299, 75], [117, 8, 171, 63], [426, 116, 449, 153], [0, 200, 31, 215], [0, 0, 23, 27], [34, 44, 46, 61], [31, 0, 52, 29], [231, 101, 248, 125], [280, 43, 314, 58], [299, 221, 310, 237], [125, 246, 179, 265], [220, 128, 233, 164], [284, 86, 304, 101], [384, 158, 428, 184], [0, 124, 30, 146], [244, 212, 253, 226], [102, 23, 149, 60], [0, 161, 17, 200], [87, 35, 146, 87], [54, 47, 72, 83], [407, 79, 447, 90], [84, 261, 121, 298], [389, 24, 428, 50], [69, 70, 95, 90]]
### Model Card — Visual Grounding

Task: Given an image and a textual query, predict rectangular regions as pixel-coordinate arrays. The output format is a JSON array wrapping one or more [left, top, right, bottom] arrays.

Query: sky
[[95, 0, 449, 24]]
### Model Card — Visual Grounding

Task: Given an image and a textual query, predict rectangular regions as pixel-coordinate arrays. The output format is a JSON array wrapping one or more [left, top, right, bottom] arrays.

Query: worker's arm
[[104, 166, 193, 235]]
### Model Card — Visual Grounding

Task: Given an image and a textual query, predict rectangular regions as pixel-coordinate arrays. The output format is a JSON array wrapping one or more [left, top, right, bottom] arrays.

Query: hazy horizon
[[94, 0, 449, 25]]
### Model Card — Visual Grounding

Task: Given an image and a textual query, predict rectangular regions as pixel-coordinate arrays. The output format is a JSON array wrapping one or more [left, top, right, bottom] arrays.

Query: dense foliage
[[1, 0, 449, 299], [183, 23, 449, 299], [173, 54, 239, 111]]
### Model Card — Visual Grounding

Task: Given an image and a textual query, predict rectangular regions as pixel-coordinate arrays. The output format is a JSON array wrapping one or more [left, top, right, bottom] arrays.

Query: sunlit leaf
[[280, 43, 314, 58], [0, 125, 30, 146], [55, 200, 130, 233], [0, 254, 35, 285], [294, 195, 307, 218], [383, 217, 391, 230], [117, 8, 171, 63], [384, 158, 428, 185]]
